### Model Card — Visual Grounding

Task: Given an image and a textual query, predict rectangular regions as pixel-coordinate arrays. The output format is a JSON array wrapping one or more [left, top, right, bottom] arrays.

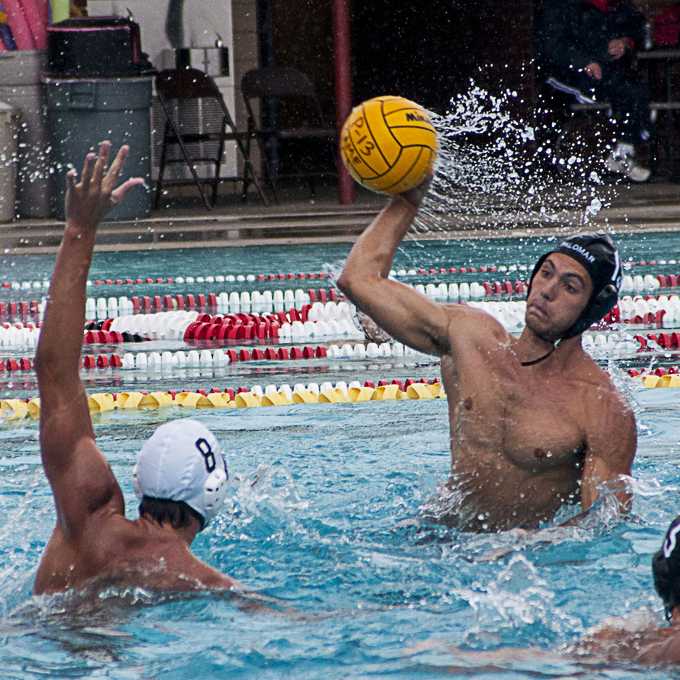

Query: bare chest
[[445, 358, 587, 472], [498, 386, 585, 470]]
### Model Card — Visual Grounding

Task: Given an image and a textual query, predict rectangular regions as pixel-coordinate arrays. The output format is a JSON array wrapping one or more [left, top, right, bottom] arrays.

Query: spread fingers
[[91, 141, 112, 190], [104, 144, 130, 191], [79, 150, 97, 190]]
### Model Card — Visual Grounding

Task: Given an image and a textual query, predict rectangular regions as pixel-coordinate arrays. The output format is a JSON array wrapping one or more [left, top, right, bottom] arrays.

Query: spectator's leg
[[597, 66, 652, 182], [598, 65, 652, 145], [534, 83, 572, 155]]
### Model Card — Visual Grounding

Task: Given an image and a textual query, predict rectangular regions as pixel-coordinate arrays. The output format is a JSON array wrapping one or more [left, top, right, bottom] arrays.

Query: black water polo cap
[[528, 233, 622, 339], [653, 515, 680, 620]]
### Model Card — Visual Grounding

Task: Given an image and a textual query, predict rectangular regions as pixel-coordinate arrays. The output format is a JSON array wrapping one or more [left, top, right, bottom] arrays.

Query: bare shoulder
[[98, 516, 236, 591], [574, 354, 637, 468], [577, 355, 635, 420], [638, 630, 680, 665], [441, 303, 510, 343], [579, 626, 680, 666], [82, 510, 145, 559]]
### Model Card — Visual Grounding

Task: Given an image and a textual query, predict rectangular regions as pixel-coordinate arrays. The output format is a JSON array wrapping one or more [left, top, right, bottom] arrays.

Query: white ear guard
[[201, 457, 229, 525]]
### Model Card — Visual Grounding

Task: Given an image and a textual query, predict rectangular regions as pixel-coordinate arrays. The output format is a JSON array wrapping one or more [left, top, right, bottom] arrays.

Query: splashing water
[[455, 554, 582, 647], [413, 84, 620, 248]]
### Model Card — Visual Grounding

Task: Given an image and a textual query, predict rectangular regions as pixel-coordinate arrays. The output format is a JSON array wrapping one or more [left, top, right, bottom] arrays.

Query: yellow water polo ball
[[339, 95, 438, 195]]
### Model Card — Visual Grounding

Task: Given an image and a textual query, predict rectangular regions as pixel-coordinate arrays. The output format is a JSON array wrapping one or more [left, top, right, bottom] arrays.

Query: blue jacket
[[535, 0, 646, 76]]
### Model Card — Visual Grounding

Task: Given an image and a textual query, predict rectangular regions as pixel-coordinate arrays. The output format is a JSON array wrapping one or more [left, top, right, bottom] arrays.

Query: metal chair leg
[[252, 133, 278, 203], [232, 130, 268, 206]]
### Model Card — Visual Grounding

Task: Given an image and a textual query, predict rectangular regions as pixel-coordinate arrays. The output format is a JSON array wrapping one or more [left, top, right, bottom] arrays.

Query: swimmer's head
[[653, 515, 680, 620], [133, 419, 229, 531], [527, 233, 622, 340]]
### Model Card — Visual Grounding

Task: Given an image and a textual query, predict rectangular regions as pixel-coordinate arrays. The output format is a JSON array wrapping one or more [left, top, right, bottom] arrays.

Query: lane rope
[[2, 256, 679, 291], [0, 377, 445, 421]]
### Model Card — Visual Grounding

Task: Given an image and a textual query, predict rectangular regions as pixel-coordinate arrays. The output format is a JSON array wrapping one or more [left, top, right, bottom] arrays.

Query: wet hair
[[139, 496, 206, 531], [652, 515, 680, 620]]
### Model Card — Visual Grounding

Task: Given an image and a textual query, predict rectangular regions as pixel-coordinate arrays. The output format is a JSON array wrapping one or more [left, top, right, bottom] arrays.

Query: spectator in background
[[536, 0, 652, 182]]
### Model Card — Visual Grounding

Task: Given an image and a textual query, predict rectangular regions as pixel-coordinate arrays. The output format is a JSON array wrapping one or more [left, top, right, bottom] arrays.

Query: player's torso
[[440, 341, 587, 529]]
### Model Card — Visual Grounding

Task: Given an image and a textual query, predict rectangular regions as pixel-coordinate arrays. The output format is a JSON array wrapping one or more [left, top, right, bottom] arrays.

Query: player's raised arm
[[337, 187, 454, 356], [336, 97, 458, 356], [35, 142, 144, 537]]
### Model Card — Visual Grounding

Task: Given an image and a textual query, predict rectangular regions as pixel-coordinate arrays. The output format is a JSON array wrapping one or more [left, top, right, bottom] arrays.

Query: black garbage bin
[[45, 17, 153, 221]]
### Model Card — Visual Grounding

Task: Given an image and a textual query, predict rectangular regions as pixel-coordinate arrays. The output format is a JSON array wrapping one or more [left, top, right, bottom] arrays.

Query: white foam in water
[[452, 553, 581, 644]]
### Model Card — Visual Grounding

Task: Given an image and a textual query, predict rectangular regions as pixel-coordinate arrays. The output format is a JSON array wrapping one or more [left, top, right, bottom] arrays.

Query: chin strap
[[520, 339, 561, 367]]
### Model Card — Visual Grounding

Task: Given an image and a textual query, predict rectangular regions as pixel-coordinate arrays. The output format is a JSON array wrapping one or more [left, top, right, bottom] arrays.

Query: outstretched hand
[[65, 141, 145, 231]]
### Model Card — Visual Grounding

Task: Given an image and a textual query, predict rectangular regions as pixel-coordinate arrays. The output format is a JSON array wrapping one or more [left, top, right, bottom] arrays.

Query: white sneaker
[[605, 142, 651, 182]]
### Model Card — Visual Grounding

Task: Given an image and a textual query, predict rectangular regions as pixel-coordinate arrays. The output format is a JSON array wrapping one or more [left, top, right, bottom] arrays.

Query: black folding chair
[[155, 68, 267, 209], [240, 66, 337, 201]]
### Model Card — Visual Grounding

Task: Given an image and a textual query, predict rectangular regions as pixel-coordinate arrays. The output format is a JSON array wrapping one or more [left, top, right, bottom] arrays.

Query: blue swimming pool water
[[0, 391, 677, 679], [0, 234, 679, 678], [3, 230, 680, 285]]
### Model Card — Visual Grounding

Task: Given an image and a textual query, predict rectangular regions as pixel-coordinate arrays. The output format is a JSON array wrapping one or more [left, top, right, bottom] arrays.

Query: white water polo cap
[[133, 419, 229, 528]]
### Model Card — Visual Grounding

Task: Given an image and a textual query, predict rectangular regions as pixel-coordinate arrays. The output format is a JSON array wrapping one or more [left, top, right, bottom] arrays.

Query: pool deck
[[1, 179, 679, 254]]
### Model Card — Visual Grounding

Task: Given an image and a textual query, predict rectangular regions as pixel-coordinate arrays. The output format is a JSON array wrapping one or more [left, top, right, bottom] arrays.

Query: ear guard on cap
[[563, 281, 619, 339], [202, 462, 229, 524]]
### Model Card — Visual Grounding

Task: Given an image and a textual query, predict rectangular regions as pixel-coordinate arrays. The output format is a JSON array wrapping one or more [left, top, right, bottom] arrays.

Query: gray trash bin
[[44, 76, 152, 221], [0, 51, 51, 218], [0, 101, 19, 223]]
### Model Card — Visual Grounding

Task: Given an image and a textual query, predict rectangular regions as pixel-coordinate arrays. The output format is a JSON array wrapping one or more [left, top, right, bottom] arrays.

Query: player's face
[[525, 254, 593, 340]]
